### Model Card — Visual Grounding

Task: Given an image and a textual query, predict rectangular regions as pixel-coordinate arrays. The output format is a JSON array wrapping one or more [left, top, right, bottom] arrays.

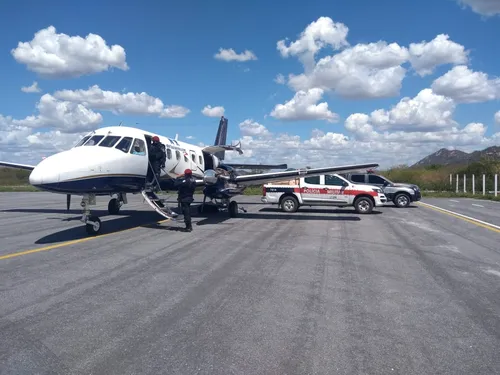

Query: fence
[[449, 173, 498, 196]]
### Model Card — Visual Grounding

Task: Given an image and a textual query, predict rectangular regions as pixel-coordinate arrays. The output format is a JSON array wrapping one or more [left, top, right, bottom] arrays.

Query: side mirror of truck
[[342, 181, 349, 187], [383, 180, 389, 186]]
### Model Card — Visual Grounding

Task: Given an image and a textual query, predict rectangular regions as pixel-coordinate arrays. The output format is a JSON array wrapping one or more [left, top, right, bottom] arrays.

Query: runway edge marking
[[417, 202, 500, 233], [0, 217, 172, 261]]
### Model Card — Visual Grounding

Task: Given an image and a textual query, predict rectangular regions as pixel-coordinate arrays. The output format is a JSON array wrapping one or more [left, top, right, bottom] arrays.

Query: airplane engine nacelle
[[203, 169, 218, 185], [202, 152, 221, 171]]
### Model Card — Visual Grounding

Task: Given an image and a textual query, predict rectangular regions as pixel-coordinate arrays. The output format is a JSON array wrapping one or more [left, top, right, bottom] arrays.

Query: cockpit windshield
[[74, 135, 92, 147], [98, 135, 121, 148], [83, 135, 104, 146]]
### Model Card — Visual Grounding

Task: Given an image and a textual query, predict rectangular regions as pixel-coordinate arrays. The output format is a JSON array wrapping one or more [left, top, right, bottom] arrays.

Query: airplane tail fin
[[213, 116, 228, 160]]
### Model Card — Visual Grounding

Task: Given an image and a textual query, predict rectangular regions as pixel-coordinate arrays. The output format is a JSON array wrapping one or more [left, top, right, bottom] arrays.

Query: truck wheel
[[354, 196, 373, 214], [281, 196, 298, 213], [394, 193, 410, 208]]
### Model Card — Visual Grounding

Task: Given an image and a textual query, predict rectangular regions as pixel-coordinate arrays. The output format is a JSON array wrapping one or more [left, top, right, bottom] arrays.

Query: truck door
[[324, 174, 350, 204], [301, 175, 324, 202]]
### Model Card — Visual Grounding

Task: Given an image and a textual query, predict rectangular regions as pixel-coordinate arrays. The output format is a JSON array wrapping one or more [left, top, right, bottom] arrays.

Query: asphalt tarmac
[[0, 192, 499, 375]]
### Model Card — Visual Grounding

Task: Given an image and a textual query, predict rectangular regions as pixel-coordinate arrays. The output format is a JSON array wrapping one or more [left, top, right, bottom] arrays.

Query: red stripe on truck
[[292, 187, 377, 197]]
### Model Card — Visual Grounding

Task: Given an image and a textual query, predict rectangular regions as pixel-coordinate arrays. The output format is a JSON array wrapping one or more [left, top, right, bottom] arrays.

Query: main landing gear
[[197, 196, 247, 218], [108, 192, 127, 215], [80, 193, 128, 235]]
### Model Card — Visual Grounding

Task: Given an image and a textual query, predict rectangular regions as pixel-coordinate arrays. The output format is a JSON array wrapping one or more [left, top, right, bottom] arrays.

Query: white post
[[463, 174, 466, 193], [483, 174, 486, 195], [450, 174, 452, 188], [495, 174, 498, 197], [456, 174, 459, 193], [472, 174, 475, 195]]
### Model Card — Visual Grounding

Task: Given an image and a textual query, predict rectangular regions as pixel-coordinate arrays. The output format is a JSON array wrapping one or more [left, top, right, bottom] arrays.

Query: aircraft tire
[[229, 201, 238, 217], [108, 198, 121, 215], [85, 216, 101, 236]]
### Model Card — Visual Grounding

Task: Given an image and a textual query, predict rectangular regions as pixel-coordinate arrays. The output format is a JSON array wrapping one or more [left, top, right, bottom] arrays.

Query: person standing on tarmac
[[147, 136, 166, 190], [174, 169, 197, 232]]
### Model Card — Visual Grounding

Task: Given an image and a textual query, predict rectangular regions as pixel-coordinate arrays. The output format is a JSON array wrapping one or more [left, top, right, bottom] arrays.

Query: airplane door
[[301, 175, 324, 202], [129, 136, 149, 179]]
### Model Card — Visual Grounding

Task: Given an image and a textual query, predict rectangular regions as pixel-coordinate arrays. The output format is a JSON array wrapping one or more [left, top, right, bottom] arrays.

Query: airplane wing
[[224, 163, 288, 170], [0, 161, 36, 171], [195, 162, 379, 186], [231, 163, 379, 186]]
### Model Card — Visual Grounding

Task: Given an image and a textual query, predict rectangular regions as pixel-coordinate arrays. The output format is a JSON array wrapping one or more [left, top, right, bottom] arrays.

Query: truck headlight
[[372, 188, 382, 193]]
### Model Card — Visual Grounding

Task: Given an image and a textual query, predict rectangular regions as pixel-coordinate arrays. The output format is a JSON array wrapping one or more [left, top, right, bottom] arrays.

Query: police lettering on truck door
[[301, 175, 324, 202], [324, 174, 350, 204]]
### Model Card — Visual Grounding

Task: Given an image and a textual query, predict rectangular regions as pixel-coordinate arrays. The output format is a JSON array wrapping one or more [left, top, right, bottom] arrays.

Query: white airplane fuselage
[[28, 126, 219, 195]]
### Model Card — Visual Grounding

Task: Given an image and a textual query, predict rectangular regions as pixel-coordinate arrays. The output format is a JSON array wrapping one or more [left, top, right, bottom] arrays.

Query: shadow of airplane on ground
[[2, 203, 370, 245]]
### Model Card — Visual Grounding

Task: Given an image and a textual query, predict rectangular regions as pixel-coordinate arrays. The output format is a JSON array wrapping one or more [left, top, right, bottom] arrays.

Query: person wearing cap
[[174, 168, 197, 231], [147, 135, 166, 190]]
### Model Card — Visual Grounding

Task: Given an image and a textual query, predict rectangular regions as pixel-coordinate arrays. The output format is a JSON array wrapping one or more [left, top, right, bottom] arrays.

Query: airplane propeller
[[66, 194, 71, 211]]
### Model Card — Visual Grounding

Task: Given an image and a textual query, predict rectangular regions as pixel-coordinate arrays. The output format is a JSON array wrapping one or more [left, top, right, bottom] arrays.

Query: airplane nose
[[29, 158, 60, 186]]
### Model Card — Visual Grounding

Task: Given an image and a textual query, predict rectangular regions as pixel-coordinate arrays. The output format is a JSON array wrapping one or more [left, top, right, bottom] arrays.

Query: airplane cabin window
[[166, 148, 172, 159], [304, 176, 320, 185], [74, 135, 91, 147], [115, 137, 133, 153], [176, 150, 181, 160], [198, 155, 203, 165], [99, 136, 121, 148], [324, 175, 345, 186], [191, 153, 195, 162], [84, 135, 104, 146], [184, 153, 188, 162], [130, 138, 146, 155], [350, 174, 365, 183]]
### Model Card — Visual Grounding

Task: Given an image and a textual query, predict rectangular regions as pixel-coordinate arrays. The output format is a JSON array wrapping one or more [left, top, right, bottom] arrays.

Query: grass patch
[[0, 185, 40, 192], [421, 191, 500, 201]]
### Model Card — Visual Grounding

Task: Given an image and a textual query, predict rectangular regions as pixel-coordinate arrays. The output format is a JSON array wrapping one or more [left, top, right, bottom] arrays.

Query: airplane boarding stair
[[141, 190, 179, 220], [141, 160, 180, 221]]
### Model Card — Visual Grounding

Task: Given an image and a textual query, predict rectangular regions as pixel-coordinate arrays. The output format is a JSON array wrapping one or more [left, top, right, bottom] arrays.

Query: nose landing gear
[[81, 194, 101, 235]]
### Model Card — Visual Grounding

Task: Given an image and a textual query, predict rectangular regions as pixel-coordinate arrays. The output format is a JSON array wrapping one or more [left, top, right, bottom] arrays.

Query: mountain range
[[412, 146, 500, 167]]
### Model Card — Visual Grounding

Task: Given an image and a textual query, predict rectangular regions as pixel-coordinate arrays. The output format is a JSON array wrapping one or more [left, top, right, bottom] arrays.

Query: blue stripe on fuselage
[[33, 176, 148, 194]]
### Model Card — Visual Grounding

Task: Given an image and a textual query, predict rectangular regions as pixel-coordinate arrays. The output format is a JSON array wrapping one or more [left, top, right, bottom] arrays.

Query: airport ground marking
[[417, 202, 500, 233], [0, 218, 172, 261]]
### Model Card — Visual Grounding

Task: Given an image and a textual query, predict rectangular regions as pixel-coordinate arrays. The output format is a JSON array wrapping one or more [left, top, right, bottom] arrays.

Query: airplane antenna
[[175, 134, 179, 141], [118, 121, 122, 127]]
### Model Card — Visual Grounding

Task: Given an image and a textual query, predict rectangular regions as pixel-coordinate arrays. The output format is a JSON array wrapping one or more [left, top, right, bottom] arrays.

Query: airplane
[[0, 116, 379, 235]]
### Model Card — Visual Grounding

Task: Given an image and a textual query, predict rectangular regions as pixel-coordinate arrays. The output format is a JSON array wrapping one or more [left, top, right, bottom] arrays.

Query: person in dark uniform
[[174, 169, 197, 231], [147, 136, 166, 190]]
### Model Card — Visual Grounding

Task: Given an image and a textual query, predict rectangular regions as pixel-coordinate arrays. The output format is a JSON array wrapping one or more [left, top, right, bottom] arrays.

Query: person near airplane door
[[147, 136, 166, 190]]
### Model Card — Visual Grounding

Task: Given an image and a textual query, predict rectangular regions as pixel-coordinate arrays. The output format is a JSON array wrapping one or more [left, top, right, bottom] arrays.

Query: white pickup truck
[[261, 173, 387, 214]]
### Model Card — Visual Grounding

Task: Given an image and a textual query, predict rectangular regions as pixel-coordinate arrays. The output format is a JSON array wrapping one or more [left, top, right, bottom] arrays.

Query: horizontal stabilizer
[[203, 144, 243, 155], [0, 161, 36, 171], [224, 163, 288, 170]]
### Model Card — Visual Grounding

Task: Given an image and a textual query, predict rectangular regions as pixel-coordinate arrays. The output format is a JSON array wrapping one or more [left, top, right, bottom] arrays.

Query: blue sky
[[0, 0, 499, 167]]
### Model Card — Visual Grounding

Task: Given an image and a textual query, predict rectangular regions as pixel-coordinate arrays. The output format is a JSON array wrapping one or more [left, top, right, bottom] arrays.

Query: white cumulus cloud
[[270, 88, 339, 123], [456, 0, 500, 16], [408, 34, 469, 77], [495, 111, 500, 125], [349, 88, 457, 132], [277, 17, 470, 99], [238, 119, 270, 137], [431, 65, 500, 103], [201, 105, 225, 117], [11, 26, 129, 78], [214, 48, 257, 62], [274, 74, 286, 84], [53, 85, 189, 118], [21, 81, 41, 93]]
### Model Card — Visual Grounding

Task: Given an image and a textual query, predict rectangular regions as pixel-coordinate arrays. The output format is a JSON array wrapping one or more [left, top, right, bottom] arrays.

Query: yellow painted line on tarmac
[[0, 218, 172, 261], [417, 202, 500, 234]]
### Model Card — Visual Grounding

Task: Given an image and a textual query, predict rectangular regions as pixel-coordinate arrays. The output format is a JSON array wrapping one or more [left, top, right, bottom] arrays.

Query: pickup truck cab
[[261, 173, 387, 214]]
